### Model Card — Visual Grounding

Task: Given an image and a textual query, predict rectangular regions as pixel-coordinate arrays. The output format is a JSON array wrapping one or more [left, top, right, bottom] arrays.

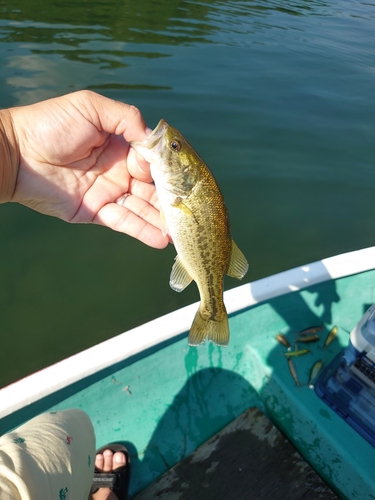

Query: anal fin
[[170, 256, 193, 292], [227, 240, 248, 280]]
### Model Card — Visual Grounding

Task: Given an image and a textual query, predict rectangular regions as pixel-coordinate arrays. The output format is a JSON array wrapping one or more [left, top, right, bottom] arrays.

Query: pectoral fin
[[172, 197, 197, 223], [170, 256, 193, 292], [227, 240, 249, 279]]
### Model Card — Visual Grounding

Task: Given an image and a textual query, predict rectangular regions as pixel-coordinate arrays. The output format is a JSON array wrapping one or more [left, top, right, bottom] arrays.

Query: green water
[[0, 0, 374, 388]]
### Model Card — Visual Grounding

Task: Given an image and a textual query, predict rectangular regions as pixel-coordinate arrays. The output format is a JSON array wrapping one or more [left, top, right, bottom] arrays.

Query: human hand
[[6, 90, 168, 249]]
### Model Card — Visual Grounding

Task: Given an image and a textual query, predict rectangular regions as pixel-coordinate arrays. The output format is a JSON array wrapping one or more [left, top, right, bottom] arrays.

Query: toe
[[113, 451, 126, 469], [102, 449, 114, 471], [95, 453, 105, 471], [92, 449, 127, 500]]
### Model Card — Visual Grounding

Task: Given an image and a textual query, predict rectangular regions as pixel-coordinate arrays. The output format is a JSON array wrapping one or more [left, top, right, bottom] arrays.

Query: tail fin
[[188, 307, 229, 347]]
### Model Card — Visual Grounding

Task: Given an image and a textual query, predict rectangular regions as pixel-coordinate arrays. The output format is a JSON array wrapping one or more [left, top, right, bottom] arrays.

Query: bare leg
[[90, 449, 127, 500]]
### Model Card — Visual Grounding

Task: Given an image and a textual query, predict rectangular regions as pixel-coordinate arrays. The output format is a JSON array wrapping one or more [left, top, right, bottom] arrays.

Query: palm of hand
[[9, 91, 167, 248]]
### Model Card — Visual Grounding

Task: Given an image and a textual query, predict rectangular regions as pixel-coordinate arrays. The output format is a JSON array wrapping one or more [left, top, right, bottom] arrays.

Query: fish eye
[[170, 140, 181, 152]]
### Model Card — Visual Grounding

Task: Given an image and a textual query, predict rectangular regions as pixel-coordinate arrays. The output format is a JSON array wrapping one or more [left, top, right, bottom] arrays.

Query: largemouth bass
[[131, 119, 248, 346]]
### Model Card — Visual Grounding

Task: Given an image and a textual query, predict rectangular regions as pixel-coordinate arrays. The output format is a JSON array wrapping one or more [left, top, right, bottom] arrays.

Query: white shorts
[[0, 409, 95, 500]]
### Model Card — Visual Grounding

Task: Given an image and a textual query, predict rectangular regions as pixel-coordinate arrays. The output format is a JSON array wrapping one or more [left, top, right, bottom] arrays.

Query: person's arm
[[0, 109, 19, 204]]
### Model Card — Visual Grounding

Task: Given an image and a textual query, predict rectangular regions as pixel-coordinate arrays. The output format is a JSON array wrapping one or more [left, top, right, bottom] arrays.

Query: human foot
[[91, 447, 129, 500]]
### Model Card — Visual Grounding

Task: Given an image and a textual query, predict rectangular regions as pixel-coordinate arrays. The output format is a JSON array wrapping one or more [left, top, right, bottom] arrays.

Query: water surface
[[0, 0, 374, 387]]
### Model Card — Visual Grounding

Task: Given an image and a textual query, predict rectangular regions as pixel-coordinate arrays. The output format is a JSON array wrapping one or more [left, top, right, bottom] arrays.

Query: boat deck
[[3, 257, 375, 499], [134, 407, 337, 499]]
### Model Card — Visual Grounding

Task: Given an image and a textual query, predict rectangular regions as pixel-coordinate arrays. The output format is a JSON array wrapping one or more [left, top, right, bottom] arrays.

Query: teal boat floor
[[3, 269, 375, 498]]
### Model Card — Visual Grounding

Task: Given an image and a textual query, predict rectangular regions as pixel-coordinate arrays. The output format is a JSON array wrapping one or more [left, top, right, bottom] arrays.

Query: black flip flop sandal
[[91, 443, 130, 500]]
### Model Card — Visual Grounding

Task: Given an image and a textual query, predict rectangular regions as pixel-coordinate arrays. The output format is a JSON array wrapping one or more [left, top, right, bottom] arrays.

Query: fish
[[324, 325, 338, 347], [295, 335, 320, 343], [287, 358, 301, 387], [298, 325, 324, 335], [131, 119, 248, 346], [284, 349, 310, 357], [308, 360, 323, 386], [276, 334, 291, 348]]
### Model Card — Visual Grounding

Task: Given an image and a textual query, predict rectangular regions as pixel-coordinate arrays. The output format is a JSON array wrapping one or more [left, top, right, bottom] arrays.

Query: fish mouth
[[130, 119, 167, 153]]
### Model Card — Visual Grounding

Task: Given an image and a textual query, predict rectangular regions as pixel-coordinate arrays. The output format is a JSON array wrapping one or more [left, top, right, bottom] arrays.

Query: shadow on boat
[[126, 367, 259, 496], [269, 278, 340, 330]]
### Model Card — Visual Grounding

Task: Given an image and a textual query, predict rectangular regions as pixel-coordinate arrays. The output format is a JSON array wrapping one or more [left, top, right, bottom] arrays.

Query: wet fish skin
[[131, 120, 248, 347], [324, 325, 338, 347]]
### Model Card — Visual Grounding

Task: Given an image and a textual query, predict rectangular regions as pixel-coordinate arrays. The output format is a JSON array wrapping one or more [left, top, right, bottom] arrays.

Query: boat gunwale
[[2, 245, 375, 420]]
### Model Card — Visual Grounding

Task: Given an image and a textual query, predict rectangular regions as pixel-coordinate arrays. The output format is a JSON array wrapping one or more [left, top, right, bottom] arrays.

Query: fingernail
[[145, 127, 153, 136]]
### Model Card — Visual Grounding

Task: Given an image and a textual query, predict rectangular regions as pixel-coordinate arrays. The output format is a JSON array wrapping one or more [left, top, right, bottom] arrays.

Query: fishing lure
[[284, 349, 310, 357], [324, 326, 338, 347], [295, 335, 320, 343], [298, 325, 324, 336], [276, 334, 291, 348], [308, 360, 323, 387], [287, 358, 301, 387]]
